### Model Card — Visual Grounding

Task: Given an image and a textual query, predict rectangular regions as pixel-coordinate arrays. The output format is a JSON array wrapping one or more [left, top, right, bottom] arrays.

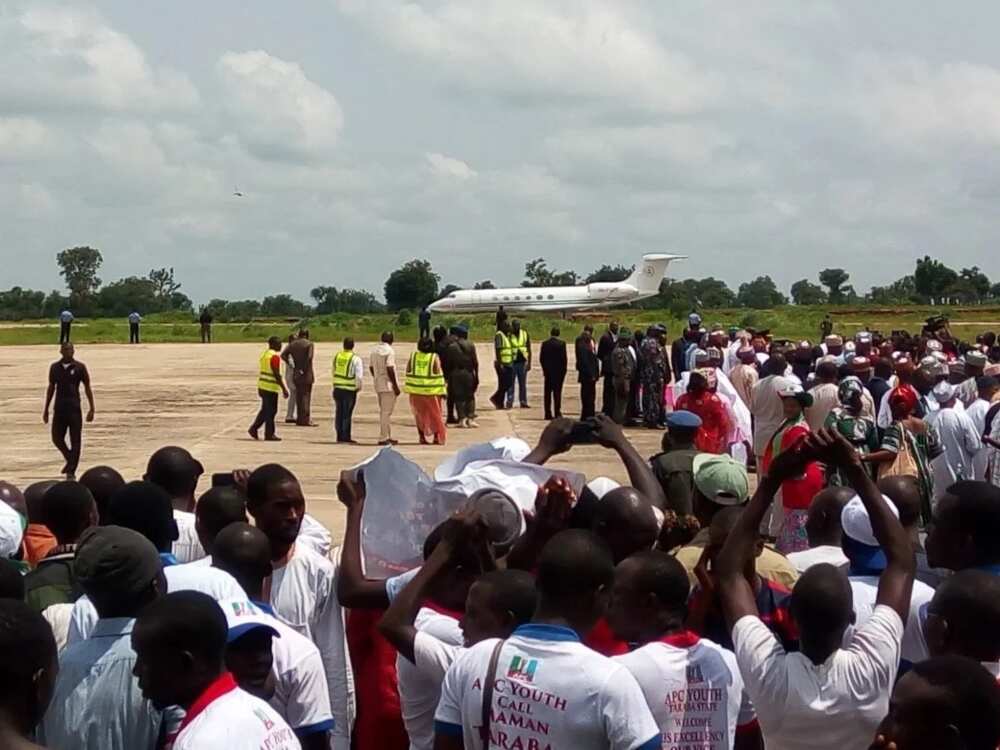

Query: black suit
[[540, 337, 568, 419], [596, 331, 617, 415], [575, 335, 600, 419]]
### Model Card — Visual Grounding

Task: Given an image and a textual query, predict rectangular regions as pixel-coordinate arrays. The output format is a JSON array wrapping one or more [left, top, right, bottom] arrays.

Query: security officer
[[248, 336, 288, 441], [490, 320, 514, 410], [507, 319, 531, 408], [405, 337, 448, 444], [128, 311, 141, 344], [332, 337, 363, 444]]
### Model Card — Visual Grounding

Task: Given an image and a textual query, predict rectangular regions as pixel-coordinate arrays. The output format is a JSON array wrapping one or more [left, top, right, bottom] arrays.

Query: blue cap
[[227, 621, 281, 644], [667, 410, 703, 429]]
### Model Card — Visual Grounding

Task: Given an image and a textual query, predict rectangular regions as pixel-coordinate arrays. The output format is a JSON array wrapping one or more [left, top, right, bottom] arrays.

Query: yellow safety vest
[[332, 351, 358, 391], [405, 352, 446, 396], [257, 349, 281, 393], [496, 331, 514, 365], [511, 330, 529, 360]]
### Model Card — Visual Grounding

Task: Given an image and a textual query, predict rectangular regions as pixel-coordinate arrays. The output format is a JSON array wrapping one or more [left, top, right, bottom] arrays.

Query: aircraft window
[[548, 294, 554, 300], [536, 295, 543, 300], [449, 294, 456, 298], [503, 296, 510, 301]]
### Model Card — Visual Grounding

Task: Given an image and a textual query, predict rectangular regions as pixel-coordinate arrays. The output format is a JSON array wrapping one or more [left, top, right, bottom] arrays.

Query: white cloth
[[786, 545, 849, 574], [173, 509, 206, 564], [398, 608, 464, 750], [672, 368, 752, 446], [848, 575, 934, 664], [413, 629, 462, 684], [967, 398, 992, 481], [750, 376, 792, 458], [434, 438, 533, 480], [298, 513, 332, 558], [732, 605, 904, 750], [929, 407, 982, 501], [435, 625, 659, 750], [804, 382, 839, 432], [370, 342, 397, 393], [990, 411, 1000, 488], [614, 636, 756, 750], [267, 544, 354, 750], [42, 602, 74, 652], [0, 499, 24, 557], [173, 682, 301, 750]]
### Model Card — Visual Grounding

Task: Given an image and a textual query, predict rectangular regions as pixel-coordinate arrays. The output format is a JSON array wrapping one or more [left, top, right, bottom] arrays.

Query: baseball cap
[[666, 410, 702, 429], [219, 598, 282, 644], [693, 454, 749, 506], [75, 526, 162, 598], [586, 477, 621, 500], [840, 494, 899, 571]]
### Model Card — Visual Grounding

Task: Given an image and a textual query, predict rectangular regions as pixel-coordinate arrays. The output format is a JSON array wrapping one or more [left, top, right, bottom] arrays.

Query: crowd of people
[[13, 311, 1000, 749]]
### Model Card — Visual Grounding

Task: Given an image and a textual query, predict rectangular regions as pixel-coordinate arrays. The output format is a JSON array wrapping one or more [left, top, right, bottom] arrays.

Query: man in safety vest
[[332, 337, 363, 444], [489, 320, 514, 410], [506, 318, 532, 409], [248, 336, 288, 441]]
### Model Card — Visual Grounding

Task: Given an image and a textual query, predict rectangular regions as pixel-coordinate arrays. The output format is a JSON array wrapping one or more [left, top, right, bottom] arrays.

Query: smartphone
[[568, 419, 599, 445], [211, 472, 237, 488]]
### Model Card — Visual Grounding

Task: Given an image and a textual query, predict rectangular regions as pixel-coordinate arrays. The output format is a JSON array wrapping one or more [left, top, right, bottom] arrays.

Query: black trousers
[[601, 375, 615, 415], [580, 379, 597, 419], [52, 408, 82, 474], [250, 390, 279, 438], [59, 321, 71, 344], [334, 388, 357, 442], [543, 374, 565, 419], [200, 323, 211, 343], [129, 323, 140, 343], [491, 366, 514, 406]]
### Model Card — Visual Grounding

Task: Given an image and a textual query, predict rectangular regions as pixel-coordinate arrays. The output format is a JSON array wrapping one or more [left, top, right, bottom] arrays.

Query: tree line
[[1, 248, 997, 322]]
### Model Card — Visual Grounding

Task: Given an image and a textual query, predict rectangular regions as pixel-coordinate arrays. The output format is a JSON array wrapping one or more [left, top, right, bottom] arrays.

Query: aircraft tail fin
[[624, 254, 686, 295]]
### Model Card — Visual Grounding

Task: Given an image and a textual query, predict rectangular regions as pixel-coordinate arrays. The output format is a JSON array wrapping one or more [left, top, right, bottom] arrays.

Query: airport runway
[[0, 342, 672, 540]]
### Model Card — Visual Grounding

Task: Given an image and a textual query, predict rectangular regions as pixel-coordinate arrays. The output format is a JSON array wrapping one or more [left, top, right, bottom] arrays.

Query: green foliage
[[56, 246, 103, 309], [0, 287, 46, 320], [818, 268, 851, 304], [260, 294, 311, 317], [384, 259, 440, 311], [310, 286, 384, 314], [867, 275, 917, 304], [638, 277, 736, 314], [438, 284, 462, 298], [96, 276, 160, 317], [914, 256, 959, 302], [737, 276, 788, 309], [521, 258, 578, 287], [473, 280, 496, 289], [585, 264, 633, 283], [396, 309, 413, 326], [790, 279, 827, 306]]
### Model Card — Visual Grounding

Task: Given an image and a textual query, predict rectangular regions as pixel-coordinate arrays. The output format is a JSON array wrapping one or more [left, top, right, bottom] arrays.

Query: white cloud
[[0, 117, 53, 158], [425, 152, 476, 180], [216, 50, 344, 162]]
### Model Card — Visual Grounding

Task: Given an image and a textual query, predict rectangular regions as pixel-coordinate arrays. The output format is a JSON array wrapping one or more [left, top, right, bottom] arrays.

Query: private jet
[[428, 253, 685, 314]]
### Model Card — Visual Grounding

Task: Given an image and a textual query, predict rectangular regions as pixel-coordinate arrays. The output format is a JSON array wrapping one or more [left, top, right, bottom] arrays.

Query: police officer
[[332, 337, 363, 444], [248, 336, 288, 441], [128, 311, 141, 344], [490, 320, 514, 410]]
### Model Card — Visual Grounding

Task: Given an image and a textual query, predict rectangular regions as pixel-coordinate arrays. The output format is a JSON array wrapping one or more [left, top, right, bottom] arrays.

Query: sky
[[3, 1, 1000, 304]]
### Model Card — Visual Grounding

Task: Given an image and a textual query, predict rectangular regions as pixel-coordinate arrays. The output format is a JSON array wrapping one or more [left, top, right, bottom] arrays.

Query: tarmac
[[0, 341, 671, 541]]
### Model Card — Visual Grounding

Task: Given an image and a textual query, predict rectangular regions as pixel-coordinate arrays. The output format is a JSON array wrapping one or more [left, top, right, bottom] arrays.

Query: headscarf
[[888, 384, 919, 417], [838, 376, 864, 406]]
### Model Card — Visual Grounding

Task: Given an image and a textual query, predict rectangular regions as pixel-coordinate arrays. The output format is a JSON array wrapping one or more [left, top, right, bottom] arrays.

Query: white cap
[[841, 494, 899, 546], [586, 477, 621, 500], [777, 382, 805, 398], [933, 381, 957, 402], [219, 599, 282, 643]]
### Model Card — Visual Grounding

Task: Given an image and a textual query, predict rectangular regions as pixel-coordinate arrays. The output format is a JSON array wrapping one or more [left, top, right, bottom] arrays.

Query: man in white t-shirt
[[246, 464, 353, 750], [370, 330, 401, 445], [132, 590, 301, 749], [607, 549, 759, 750], [434, 529, 660, 750], [785, 486, 852, 574], [715, 428, 914, 750], [144, 446, 208, 564]]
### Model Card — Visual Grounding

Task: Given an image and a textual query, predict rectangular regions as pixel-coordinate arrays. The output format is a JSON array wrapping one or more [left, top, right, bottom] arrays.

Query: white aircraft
[[428, 253, 685, 314]]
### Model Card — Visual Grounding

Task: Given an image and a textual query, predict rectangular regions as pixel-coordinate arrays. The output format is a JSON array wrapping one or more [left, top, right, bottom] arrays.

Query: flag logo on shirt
[[252, 706, 274, 730], [507, 655, 538, 683]]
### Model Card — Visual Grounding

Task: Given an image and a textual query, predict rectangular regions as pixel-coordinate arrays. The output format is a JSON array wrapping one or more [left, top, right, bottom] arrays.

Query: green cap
[[693, 454, 749, 506]]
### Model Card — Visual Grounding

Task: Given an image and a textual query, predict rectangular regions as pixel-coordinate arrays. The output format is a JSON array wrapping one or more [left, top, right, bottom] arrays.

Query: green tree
[[584, 264, 633, 283], [148, 267, 182, 301], [736, 276, 788, 309], [438, 284, 462, 298], [311, 286, 338, 314], [992, 283, 1000, 299], [521, 258, 577, 287], [56, 246, 103, 307], [958, 267, 991, 300], [640, 277, 736, 314], [914, 256, 958, 302], [867, 276, 917, 304], [473, 280, 496, 290], [790, 279, 828, 305], [0, 287, 46, 320], [818, 268, 850, 304], [384, 259, 441, 311], [96, 277, 161, 317], [261, 294, 310, 317]]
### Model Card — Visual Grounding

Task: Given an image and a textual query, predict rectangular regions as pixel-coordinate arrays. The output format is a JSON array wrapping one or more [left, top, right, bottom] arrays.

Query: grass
[[2, 305, 998, 346]]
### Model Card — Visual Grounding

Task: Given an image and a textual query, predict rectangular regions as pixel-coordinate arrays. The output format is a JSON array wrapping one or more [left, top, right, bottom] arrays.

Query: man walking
[[506, 319, 531, 408], [286, 328, 316, 427], [59, 308, 74, 344], [44, 343, 95, 480], [199, 308, 213, 343], [489, 320, 514, 410], [248, 336, 288, 442], [575, 325, 599, 419], [540, 326, 567, 420], [370, 331, 400, 445], [128, 311, 141, 344], [332, 337, 363, 444]]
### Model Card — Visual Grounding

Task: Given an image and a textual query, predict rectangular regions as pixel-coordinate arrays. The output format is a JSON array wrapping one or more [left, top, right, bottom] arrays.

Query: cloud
[[216, 50, 344, 162], [425, 152, 476, 180]]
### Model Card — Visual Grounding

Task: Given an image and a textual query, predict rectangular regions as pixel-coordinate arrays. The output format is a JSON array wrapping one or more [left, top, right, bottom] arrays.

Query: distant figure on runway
[[495, 305, 508, 331], [406, 337, 447, 445], [370, 331, 401, 446], [598, 321, 619, 415], [58, 309, 73, 344], [281, 333, 297, 424], [248, 336, 288, 442], [128, 311, 141, 344], [447, 325, 480, 428], [490, 320, 514, 410], [540, 327, 567, 420], [418, 305, 431, 340], [286, 328, 316, 427], [575, 325, 599, 419], [506, 319, 531, 409], [199, 308, 213, 343], [43, 343, 95, 479], [610, 329, 635, 425], [435, 326, 458, 424], [332, 337, 363, 444]]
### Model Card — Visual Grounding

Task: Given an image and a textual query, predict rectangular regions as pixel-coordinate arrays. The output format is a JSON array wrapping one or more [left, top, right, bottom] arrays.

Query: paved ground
[[0, 342, 671, 540]]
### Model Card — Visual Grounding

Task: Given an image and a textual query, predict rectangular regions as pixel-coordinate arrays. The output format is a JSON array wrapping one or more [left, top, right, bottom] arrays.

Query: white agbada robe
[[967, 398, 992, 481], [928, 406, 982, 503]]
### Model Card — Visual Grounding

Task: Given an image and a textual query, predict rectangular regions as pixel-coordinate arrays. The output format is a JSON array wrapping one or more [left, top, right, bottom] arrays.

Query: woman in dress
[[675, 370, 731, 454], [404, 337, 447, 445], [824, 376, 879, 486], [765, 383, 824, 554]]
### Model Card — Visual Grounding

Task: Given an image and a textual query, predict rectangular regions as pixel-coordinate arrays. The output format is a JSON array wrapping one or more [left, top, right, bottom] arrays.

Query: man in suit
[[540, 327, 568, 420], [575, 325, 600, 419], [597, 321, 619, 416]]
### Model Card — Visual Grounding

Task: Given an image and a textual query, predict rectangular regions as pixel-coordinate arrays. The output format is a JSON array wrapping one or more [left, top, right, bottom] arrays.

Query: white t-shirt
[[786, 545, 849, 574], [298, 514, 332, 558], [173, 509, 207, 564], [614, 633, 756, 750], [435, 624, 660, 750], [173, 676, 301, 750], [267, 544, 354, 750], [385, 568, 421, 603], [414, 630, 463, 684], [732, 605, 903, 750], [848, 575, 934, 663], [399, 608, 464, 750]]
